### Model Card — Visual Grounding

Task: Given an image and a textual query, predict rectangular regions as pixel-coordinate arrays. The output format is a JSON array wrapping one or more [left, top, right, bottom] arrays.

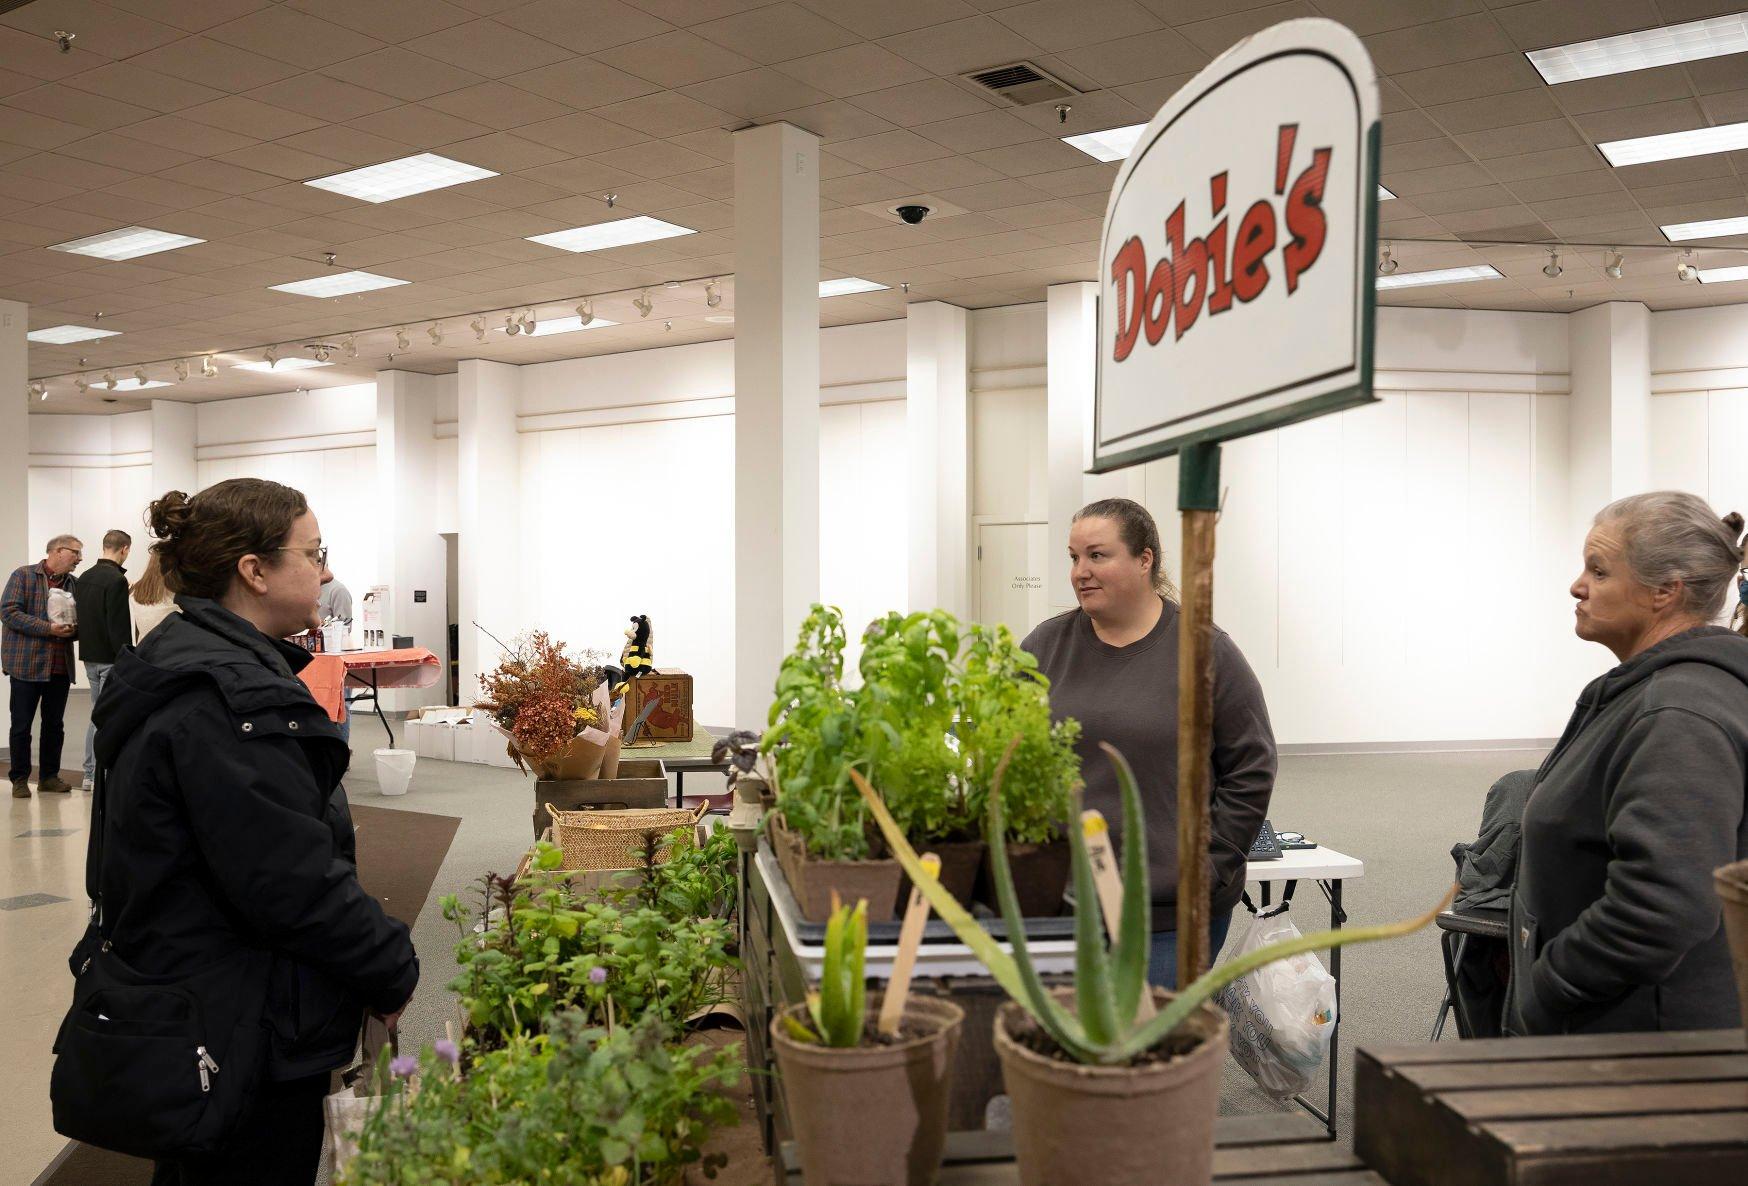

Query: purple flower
[[588, 966, 608, 985], [433, 1039, 459, 1066], [390, 1054, 419, 1078]]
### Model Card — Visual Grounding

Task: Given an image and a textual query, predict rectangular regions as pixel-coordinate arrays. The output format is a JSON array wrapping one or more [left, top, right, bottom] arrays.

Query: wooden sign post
[[1090, 20, 1381, 988]]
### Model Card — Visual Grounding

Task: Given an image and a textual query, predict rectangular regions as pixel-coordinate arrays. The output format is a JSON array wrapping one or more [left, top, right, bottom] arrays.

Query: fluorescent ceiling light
[[109, 378, 170, 391], [1375, 264, 1503, 290], [50, 226, 204, 260], [234, 357, 331, 372], [819, 277, 889, 297], [526, 216, 695, 253], [305, 153, 497, 203], [1599, 120, 1748, 166], [1661, 214, 1748, 241], [27, 324, 120, 344], [1379, 185, 1396, 200], [500, 315, 619, 337], [268, 270, 408, 297], [1697, 265, 1748, 283], [1527, 11, 1748, 85]]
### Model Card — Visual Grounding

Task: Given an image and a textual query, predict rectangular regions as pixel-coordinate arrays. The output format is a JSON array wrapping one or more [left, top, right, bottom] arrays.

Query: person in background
[[129, 551, 180, 645], [74, 529, 131, 791], [1022, 498, 1275, 987], [4, 534, 83, 797], [87, 480, 416, 1182], [1509, 493, 1748, 1036], [318, 563, 353, 626]]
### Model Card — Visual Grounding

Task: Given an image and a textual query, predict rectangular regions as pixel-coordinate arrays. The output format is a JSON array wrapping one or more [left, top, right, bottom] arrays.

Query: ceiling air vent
[[962, 61, 1079, 107]]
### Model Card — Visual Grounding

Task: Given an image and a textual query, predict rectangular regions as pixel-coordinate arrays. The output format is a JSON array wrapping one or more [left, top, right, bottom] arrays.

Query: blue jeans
[[83, 661, 112, 782], [1146, 909, 1234, 989]]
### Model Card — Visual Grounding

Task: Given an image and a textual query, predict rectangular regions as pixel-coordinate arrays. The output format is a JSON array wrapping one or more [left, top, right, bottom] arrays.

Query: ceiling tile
[[1380, 137, 1474, 173], [1393, 52, 1543, 107], [104, 0, 277, 35], [1578, 100, 1711, 144], [691, 4, 860, 64], [796, 0, 977, 40], [1529, 189, 1643, 219], [773, 100, 896, 141], [245, 75, 399, 124], [518, 112, 650, 156], [913, 109, 1043, 153], [1385, 161, 1498, 196], [0, 26, 105, 83], [348, 104, 493, 151], [1413, 184, 1517, 214], [820, 171, 915, 205], [1545, 64, 1695, 116], [1, 0, 186, 60], [275, 127, 417, 169], [205, 7, 385, 70], [1485, 145, 1607, 181], [1684, 55, 1748, 95], [60, 131, 198, 173], [0, 108, 96, 150], [968, 138, 1096, 176], [517, 157, 646, 194], [285, 0, 483, 41], [1022, 161, 1119, 197], [936, 179, 1051, 211], [1177, 2, 1315, 56], [848, 79, 995, 124], [322, 49, 486, 103], [438, 132, 570, 172], [1422, 89, 1562, 135], [4, 84, 156, 132], [215, 143, 353, 182], [1613, 155, 1737, 189], [1382, 109, 1444, 145], [103, 175, 231, 211], [595, 30, 760, 88], [1627, 176, 1747, 209], [1054, 29, 1206, 86], [991, 0, 1160, 52], [883, 156, 1008, 191], [680, 68, 830, 118], [593, 92, 738, 137], [130, 36, 305, 93], [1454, 117, 1585, 159], [1504, 170, 1626, 203], [63, 62, 227, 114], [407, 20, 575, 79], [830, 129, 954, 170], [1490, 0, 1662, 52], [154, 158, 287, 195], [182, 95, 323, 140], [427, 82, 575, 127], [774, 44, 932, 98], [497, 0, 675, 52], [590, 140, 722, 178], [507, 57, 661, 105], [1361, 13, 1513, 72]]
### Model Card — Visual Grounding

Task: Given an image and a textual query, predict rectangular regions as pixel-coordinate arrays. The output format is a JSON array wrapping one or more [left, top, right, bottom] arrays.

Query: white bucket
[[374, 748, 415, 796], [321, 623, 347, 652]]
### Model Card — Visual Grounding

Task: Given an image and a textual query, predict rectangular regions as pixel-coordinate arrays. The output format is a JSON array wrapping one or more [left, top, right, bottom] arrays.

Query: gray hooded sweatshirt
[[1509, 625, 1748, 1035]]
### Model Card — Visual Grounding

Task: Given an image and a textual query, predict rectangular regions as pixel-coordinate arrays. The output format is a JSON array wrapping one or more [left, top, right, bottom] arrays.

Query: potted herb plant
[[765, 605, 903, 921], [771, 894, 964, 1186], [853, 742, 1447, 1186], [956, 623, 1080, 915], [856, 610, 985, 911]]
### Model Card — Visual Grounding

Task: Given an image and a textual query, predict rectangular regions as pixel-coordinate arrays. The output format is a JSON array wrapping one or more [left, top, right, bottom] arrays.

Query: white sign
[[1093, 19, 1380, 472]]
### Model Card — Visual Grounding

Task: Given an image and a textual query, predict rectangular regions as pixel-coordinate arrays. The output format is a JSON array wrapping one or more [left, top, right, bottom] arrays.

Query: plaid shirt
[[2, 562, 76, 681]]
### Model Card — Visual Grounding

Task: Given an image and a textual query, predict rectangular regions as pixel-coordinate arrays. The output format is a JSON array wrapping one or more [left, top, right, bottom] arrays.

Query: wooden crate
[[1355, 1029, 1748, 1186], [530, 758, 669, 839], [625, 669, 694, 743]]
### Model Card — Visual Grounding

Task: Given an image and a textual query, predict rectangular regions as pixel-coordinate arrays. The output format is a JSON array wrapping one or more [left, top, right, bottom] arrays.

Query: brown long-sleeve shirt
[[1022, 599, 1277, 930]]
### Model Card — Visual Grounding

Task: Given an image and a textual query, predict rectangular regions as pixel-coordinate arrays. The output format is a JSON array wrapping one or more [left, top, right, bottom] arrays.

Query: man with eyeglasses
[[4, 534, 83, 797]]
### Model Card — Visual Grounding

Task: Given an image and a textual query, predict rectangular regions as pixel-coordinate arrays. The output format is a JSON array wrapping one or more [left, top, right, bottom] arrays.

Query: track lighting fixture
[[576, 299, 594, 325], [633, 289, 653, 318], [1542, 248, 1562, 279], [1678, 250, 1698, 282], [313, 344, 331, 362], [523, 309, 537, 334], [75, 377, 89, 395], [705, 279, 722, 308], [505, 312, 520, 336], [1604, 249, 1623, 280], [264, 345, 279, 368], [104, 370, 116, 390], [174, 359, 189, 381], [133, 367, 148, 386], [395, 326, 409, 351], [427, 322, 443, 346], [30, 382, 46, 401], [664, 319, 672, 331], [1378, 243, 1398, 275], [472, 316, 487, 342], [344, 333, 358, 359], [604, 193, 617, 208], [201, 355, 217, 378]]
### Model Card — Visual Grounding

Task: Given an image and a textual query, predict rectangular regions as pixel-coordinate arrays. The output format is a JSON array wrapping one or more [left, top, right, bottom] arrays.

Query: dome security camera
[[895, 204, 932, 225]]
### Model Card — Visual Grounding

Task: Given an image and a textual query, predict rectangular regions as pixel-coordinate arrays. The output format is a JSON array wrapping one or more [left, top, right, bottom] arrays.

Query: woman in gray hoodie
[[1509, 493, 1748, 1035]]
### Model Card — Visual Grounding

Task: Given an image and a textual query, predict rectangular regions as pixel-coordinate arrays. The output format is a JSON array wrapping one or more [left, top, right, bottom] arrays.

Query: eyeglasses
[[56, 547, 83, 558], [273, 545, 329, 568], [1276, 831, 1306, 845]]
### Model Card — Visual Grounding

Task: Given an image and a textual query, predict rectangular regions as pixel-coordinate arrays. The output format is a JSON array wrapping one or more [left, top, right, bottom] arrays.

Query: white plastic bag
[[47, 587, 76, 628], [1214, 905, 1337, 1101]]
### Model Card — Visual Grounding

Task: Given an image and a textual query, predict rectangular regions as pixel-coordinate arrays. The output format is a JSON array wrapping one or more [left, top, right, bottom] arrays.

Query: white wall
[[1651, 305, 1748, 548]]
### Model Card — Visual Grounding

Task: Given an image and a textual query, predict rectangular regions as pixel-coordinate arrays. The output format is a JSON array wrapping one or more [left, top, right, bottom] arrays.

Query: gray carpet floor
[[48, 692, 1545, 1149]]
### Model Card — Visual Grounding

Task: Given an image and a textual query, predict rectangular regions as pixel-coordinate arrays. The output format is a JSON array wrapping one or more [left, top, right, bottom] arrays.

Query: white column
[[905, 301, 971, 617], [734, 121, 820, 730], [1045, 283, 1097, 617], [0, 299, 28, 566], [148, 399, 196, 499], [1568, 302, 1652, 533], [457, 360, 521, 705], [376, 370, 447, 709]]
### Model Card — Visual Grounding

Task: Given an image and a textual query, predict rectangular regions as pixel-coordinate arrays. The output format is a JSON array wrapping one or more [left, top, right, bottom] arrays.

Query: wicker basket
[[544, 801, 707, 872]]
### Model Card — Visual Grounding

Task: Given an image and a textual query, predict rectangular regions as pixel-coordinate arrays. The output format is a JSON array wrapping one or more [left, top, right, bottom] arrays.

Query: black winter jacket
[[74, 558, 131, 665], [89, 597, 418, 1079], [1508, 626, 1748, 1036]]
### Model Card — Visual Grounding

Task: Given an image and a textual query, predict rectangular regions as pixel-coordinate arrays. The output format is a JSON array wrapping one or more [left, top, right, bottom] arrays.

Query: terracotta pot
[[1716, 860, 1748, 1035], [896, 838, 984, 914], [772, 994, 964, 1186], [771, 812, 901, 923], [975, 839, 1070, 917], [993, 989, 1228, 1186]]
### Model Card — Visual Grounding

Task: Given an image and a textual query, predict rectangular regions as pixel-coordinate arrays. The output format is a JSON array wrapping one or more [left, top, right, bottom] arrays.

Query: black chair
[[1431, 906, 1509, 1040]]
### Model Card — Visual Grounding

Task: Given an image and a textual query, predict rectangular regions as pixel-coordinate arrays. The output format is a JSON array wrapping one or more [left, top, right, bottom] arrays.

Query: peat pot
[[1716, 859, 1748, 1035], [772, 994, 964, 1186], [897, 837, 984, 914], [770, 811, 901, 923], [993, 988, 1229, 1186], [974, 839, 1070, 917]]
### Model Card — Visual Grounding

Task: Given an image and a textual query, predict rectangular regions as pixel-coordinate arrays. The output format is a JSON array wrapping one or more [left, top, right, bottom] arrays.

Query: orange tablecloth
[[299, 647, 441, 723]]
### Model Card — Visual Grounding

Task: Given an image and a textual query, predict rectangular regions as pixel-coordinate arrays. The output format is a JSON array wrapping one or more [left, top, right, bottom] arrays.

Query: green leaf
[[1104, 743, 1151, 1026], [1067, 784, 1117, 1047]]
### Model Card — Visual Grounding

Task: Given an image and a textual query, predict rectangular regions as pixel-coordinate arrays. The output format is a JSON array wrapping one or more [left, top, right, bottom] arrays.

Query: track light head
[[576, 300, 594, 325], [395, 326, 410, 351], [1542, 248, 1562, 279], [634, 289, 653, 318], [523, 309, 537, 334], [173, 359, 189, 381], [30, 382, 46, 401], [201, 355, 217, 378], [1378, 243, 1398, 275], [505, 312, 520, 335], [264, 345, 279, 368], [1678, 250, 1698, 282], [664, 319, 672, 331], [75, 377, 89, 395], [104, 370, 116, 390], [705, 279, 722, 308], [427, 323, 443, 346], [471, 316, 487, 342], [343, 333, 358, 360], [133, 367, 148, 386], [1604, 249, 1623, 280]]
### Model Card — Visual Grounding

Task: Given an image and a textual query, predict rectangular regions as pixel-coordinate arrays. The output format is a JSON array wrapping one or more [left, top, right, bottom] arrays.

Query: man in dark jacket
[[86, 595, 417, 1164], [73, 528, 131, 791], [3, 534, 82, 796]]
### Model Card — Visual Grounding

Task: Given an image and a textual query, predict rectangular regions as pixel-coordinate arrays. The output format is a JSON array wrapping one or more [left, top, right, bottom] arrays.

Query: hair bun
[[1726, 511, 1746, 539], [147, 490, 194, 541]]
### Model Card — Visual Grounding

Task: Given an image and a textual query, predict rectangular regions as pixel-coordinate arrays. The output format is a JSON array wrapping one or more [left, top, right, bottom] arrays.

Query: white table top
[[1246, 844, 1363, 883]]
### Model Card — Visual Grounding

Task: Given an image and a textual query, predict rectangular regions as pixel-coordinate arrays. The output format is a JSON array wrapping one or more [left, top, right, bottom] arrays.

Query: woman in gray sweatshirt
[[1509, 493, 1748, 1035], [1021, 498, 1276, 988]]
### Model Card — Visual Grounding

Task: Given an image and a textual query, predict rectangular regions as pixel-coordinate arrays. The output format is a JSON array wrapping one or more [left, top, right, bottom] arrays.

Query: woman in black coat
[[71, 479, 418, 1184], [1509, 494, 1748, 1035]]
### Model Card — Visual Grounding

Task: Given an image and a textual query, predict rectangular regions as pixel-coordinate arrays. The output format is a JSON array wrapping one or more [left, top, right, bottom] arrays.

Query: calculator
[[1248, 819, 1283, 861]]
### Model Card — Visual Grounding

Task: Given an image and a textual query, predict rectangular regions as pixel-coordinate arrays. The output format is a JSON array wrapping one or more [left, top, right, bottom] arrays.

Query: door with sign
[[976, 521, 1049, 637]]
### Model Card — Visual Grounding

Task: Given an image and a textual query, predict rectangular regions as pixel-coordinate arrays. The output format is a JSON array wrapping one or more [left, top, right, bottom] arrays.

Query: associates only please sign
[[1092, 19, 1382, 472]]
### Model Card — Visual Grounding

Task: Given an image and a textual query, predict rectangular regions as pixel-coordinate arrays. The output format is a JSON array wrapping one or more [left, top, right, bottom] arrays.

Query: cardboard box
[[531, 759, 670, 840], [624, 670, 694, 744]]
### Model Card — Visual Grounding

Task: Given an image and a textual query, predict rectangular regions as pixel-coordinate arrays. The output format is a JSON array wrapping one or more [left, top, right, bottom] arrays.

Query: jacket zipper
[[196, 1045, 220, 1093]]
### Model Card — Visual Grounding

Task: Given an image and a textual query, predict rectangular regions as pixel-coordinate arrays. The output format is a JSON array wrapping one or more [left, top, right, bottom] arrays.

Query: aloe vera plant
[[783, 892, 868, 1047], [851, 740, 1450, 1066]]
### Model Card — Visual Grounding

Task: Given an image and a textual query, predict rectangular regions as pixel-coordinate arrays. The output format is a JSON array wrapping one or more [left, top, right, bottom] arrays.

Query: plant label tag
[[879, 852, 941, 1037], [1082, 811, 1156, 1019]]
